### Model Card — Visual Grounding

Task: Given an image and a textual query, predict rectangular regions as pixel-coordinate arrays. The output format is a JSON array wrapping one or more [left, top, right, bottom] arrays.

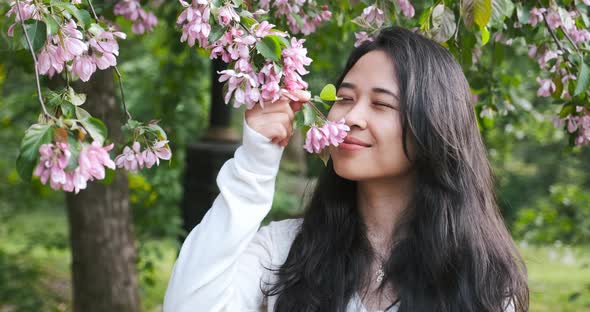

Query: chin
[[332, 157, 368, 181]]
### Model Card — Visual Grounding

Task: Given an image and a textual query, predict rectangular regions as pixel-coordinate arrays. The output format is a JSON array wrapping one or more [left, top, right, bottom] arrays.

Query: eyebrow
[[339, 82, 400, 101]]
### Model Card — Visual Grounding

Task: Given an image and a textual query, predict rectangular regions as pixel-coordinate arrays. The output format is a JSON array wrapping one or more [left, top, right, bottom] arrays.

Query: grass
[[1, 206, 589, 311]]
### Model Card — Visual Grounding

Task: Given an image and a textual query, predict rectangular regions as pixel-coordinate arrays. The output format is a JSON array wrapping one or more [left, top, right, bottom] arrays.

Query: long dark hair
[[262, 26, 529, 312]]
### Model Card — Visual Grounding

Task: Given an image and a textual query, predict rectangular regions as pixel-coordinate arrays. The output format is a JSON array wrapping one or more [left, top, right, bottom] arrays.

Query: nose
[[343, 97, 369, 130]]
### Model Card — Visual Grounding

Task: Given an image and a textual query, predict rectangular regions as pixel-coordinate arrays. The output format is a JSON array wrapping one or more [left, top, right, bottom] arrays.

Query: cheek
[[372, 120, 413, 173], [327, 105, 346, 122]]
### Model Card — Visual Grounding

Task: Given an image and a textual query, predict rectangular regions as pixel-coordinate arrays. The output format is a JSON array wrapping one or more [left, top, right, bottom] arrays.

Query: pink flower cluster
[[554, 107, 590, 146], [5, 0, 43, 37], [529, 6, 590, 44], [213, 21, 312, 109], [34, 141, 116, 193], [37, 19, 87, 78], [258, 1, 332, 35], [303, 118, 350, 153], [177, 0, 211, 48], [34, 19, 125, 81], [115, 140, 172, 173], [114, 0, 158, 34]]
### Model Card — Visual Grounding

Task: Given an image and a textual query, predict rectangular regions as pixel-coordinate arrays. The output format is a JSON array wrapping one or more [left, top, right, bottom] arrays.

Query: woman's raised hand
[[244, 90, 311, 147]]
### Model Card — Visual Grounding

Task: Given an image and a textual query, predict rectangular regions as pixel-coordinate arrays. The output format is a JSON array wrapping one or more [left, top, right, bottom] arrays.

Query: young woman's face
[[327, 50, 415, 181]]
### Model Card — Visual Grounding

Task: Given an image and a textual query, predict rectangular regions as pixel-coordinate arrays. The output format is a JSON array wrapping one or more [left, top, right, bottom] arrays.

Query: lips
[[342, 136, 372, 147]]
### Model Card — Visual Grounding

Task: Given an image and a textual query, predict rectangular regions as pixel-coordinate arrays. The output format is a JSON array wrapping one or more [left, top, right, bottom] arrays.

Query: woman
[[163, 26, 529, 312]]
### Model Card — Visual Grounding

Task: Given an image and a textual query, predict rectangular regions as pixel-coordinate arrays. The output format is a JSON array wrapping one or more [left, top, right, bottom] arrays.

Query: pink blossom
[[258, 63, 283, 104], [304, 126, 329, 153], [569, 28, 590, 43], [545, 9, 561, 30], [354, 31, 373, 47], [72, 54, 97, 82], [60, 20, 88, 60], [536, 77, 556, 97], [282, 37, 312, 76], [218, 69, 262, 109], [218, 4, 240, 26], [88, 30, 125, 70], [320, 118, 350, 146], [303, 118, 350, 153], [152, 140, 172, 161], [529, 7, 546, 26], [537, 49, 561, 68], [281, 38, 312, 93], [361, 5, 384, 27], [527, 44, 537, 58], [396, 0, 415, 18], [34, 142, 72, 191], [115, 141, 144, 173], [567, 116, 579, 133], [114, 0, 158, 34], [37, 41, 66, 78], [78, 141, 116, 181], [6, 0, 43, 37], [177, 0, 211, 48]]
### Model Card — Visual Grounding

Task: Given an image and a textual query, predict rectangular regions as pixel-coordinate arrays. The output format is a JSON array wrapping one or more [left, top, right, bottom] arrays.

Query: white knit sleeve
[[163, 118, 284, 312]]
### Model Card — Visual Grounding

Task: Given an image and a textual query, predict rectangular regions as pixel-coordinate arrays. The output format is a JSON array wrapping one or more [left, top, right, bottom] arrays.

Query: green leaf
[[293, 109, 305, 129], [66, 86, 86, 106], [320, 84, 338, 101], [481, 26, 490, 45], [558, 104, 576, 118], [430, 4, 456, 43], [79, 117, 107, 144], [146, 123, 167, 140], [75, 106, 91, 120], [255, 36, 283, 63], [490, 0, 514, 27], [302, 103, 315, 126], [209, 24, 225, 44], [463, 0, 492, 28], [22, 20, 47, 52], [16, 124, 53, 181], [43, 16, 60, 36], [51, 1, 93, 29], [240, 15, 257, 28], [574, 61, 589, 96]]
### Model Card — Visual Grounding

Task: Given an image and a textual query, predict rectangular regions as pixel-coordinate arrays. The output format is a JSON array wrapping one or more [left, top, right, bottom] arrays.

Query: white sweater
[[162, 119, 513, 312]]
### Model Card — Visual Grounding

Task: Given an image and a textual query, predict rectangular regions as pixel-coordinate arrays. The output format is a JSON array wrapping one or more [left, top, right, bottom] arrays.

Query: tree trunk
[[65, 68, 140, 311]]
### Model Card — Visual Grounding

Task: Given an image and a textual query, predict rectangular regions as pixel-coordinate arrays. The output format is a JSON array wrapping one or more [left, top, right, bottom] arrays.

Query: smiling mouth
[[338, 142, 370, 151]]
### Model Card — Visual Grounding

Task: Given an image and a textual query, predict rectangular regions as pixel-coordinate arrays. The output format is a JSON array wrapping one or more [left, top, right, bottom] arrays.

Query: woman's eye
[[336, 97, 353, 103], [374, 102, 393, 108]]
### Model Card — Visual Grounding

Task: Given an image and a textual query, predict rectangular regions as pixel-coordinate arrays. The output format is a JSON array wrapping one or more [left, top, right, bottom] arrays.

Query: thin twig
[[15, 0, 57, 121], [86, 0, 132, 121]]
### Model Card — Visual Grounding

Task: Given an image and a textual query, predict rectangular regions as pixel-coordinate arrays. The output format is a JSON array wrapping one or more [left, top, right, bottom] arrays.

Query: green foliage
[[16, 124, 53, 181]]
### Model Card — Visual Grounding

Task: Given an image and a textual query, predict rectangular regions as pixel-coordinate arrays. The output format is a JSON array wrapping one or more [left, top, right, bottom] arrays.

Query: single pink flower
[[396, 0, 415, 18], [218, 4, 240, 26], [354, 32, 373, 47], [545, 9, 561, 30], [304, 126, 329, 153], [34, 142, 72, 190], [529, 7, 546, 26], [361, 5, 384, 27], [72, 54, 97, 82], [115, 141, 143, 173], [78, 141, 115, 181], [152, 140, 172, 161], [536, 77, 556, 97]]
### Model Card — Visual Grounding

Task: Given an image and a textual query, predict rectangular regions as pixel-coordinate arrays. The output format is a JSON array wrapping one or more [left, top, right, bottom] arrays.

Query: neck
[[356, 171, 415, 254]]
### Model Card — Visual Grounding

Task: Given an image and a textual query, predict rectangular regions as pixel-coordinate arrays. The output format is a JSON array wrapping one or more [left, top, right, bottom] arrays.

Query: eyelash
[[337, 97, 392, 108]]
